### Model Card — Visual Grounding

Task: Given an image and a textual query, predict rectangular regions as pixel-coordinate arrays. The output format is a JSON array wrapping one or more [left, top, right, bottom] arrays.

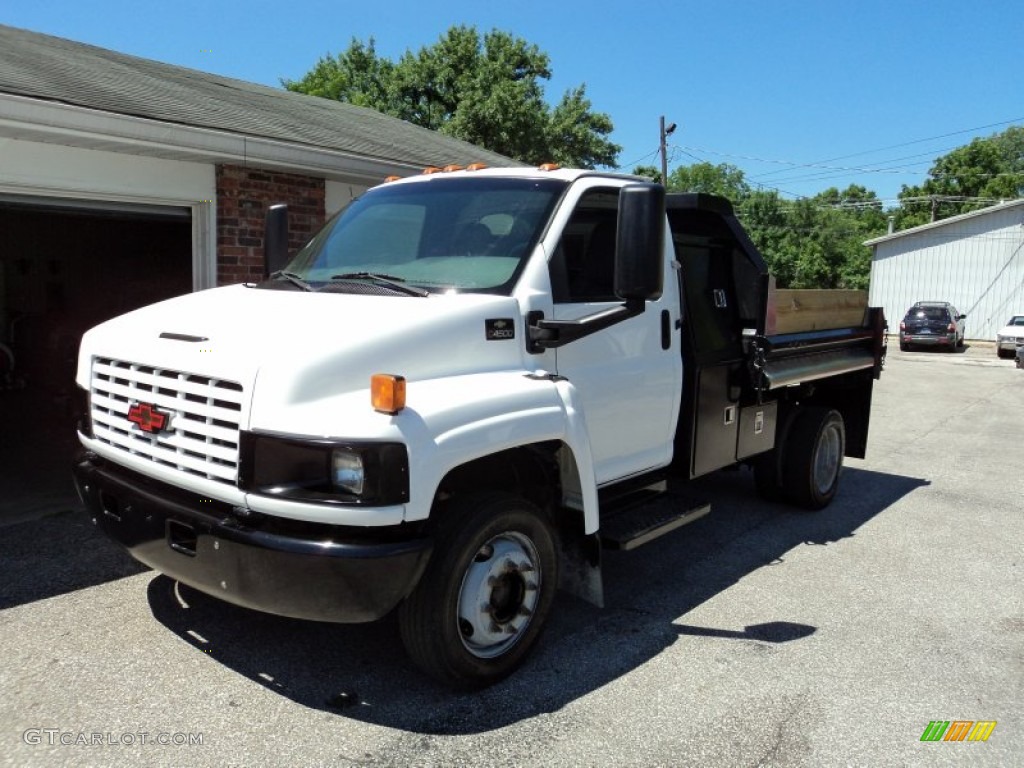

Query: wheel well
[[769, 368, 873, 459], [434, 442, 563, 519], [432, 442, 603, 607]]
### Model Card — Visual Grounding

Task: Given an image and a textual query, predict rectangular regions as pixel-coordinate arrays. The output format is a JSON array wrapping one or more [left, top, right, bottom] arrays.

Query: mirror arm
[[527, 300, 644, 353]]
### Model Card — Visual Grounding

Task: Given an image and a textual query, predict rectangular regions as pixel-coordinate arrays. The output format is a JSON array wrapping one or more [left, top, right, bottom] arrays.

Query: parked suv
[[899, 301, 966, 351], [995, 315, 1024, 358]]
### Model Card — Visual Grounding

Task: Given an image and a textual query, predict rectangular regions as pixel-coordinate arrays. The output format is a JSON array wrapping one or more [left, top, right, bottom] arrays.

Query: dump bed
[[666, 193, 886, 478]]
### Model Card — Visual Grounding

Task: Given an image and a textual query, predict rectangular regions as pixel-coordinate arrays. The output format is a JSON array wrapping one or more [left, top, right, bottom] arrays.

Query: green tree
[[896, 125, 1024, 229], [283, 38, 395, 109], [628, 161, 885, 289], [732, 186, 883, 289], [630, 165, 661, 184], [284, 26, 620, 168], [666, 162, 750, 199]]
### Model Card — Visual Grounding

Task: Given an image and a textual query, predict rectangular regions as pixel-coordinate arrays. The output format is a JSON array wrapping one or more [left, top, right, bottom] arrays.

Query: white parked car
[[996, 315, 1024, 358]]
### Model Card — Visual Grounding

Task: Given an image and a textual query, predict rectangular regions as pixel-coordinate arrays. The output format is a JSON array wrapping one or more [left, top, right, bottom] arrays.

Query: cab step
[[600, 492, 711, 551]]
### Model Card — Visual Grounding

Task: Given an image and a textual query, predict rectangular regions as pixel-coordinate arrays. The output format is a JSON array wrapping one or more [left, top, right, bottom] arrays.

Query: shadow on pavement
[[0, 508, 148, 610], [142, 465, 928, 735]]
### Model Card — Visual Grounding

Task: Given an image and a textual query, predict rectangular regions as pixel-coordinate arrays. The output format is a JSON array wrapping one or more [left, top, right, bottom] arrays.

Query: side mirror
[[264, 203, 289, 277], [958, 314, 967, 320], [615, 183, 665, 302]]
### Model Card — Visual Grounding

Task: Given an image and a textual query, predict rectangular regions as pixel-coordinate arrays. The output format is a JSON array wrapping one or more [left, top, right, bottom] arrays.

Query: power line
[[667, 142, 1023, 195], [617, 146, 661, 170], [671, 143, 937, 176], [750, 116, 1024, 181]]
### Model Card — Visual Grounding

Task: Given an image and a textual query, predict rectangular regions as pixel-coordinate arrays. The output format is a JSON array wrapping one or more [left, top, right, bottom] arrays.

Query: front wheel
[[398, 493, 558, 689], [781, 407, 845, 510]]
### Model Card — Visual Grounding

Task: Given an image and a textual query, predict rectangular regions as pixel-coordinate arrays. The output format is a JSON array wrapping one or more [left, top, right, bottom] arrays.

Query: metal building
[[865, 200, 1024, 340]]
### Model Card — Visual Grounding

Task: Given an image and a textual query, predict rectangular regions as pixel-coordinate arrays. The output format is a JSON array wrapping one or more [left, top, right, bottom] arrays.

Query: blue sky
[[4, 1, 1022, 204]]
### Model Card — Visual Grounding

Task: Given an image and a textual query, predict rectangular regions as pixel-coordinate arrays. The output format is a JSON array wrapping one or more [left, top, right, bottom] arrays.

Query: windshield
[[281, 176, 566, 295], [1007, 316, 1024, 326]]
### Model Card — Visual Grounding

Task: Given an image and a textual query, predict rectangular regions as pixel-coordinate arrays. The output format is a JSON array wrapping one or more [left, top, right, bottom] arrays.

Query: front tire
[[398, 493, 558, 689], [781, 407, 845, 510]]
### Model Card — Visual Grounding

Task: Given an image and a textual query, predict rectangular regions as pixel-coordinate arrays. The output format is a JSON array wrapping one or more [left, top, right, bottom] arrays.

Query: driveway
[[2, 343, 1021, 767]]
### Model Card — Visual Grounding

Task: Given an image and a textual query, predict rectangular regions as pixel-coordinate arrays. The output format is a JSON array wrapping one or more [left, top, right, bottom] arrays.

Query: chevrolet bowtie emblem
[[127, 402, 170, 434]]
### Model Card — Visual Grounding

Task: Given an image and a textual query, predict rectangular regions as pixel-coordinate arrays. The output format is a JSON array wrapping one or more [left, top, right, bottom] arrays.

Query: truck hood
[[78, 284, 528, 422]]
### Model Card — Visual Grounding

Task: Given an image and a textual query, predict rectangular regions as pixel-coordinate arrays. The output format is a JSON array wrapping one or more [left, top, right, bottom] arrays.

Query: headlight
[[998, 335, 1008, 342], [331, 450, 365, 495], [239, 432, 409, 505]]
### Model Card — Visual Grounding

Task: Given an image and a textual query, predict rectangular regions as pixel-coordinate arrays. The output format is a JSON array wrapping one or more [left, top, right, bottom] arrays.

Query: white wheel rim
[[813, 423, 842, 495], [457, 532, 541, 659]]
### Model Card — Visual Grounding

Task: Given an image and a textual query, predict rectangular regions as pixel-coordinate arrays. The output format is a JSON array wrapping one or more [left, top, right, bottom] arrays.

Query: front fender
[[398, 371, 599, 529]]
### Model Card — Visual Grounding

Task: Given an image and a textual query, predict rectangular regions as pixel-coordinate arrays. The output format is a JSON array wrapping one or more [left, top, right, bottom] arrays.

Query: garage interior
[[0, 198, 192, 521]]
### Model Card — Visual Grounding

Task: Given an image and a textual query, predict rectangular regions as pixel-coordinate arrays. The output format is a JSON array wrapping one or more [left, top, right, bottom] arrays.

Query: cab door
[[546, 185, 680, 484]]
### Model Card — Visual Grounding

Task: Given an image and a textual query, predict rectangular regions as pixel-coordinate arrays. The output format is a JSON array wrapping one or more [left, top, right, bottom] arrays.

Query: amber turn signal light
[[371, 374, 406, 414]]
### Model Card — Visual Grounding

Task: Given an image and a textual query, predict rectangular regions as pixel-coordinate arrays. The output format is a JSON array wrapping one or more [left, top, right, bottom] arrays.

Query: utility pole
[[659, 116, 676, 186]]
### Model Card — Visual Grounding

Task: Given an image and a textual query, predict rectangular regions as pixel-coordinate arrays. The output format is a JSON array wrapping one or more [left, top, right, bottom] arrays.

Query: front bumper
[[997, 338, 1024, 352], [73, 453, 432, 623]]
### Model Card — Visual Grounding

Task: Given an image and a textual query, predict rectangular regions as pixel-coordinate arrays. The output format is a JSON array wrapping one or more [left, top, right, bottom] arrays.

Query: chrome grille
[[89, 357, 244, 485]]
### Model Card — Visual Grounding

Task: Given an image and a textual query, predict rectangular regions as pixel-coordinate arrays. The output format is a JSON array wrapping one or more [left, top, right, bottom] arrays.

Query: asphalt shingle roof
[[0, 24, 521, 170]]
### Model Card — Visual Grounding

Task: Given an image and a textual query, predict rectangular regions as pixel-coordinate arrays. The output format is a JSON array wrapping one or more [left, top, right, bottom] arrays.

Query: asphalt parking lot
[[1, 342, 1021, 767]]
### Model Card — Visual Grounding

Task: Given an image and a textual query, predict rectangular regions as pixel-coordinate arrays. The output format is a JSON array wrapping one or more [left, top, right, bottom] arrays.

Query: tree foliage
[[634, 127, 1023, 290], [632, 161, 885, 289], [667, 162, 750, 199], [284, 26, 620, 168], [895, 126, 1024, 229]]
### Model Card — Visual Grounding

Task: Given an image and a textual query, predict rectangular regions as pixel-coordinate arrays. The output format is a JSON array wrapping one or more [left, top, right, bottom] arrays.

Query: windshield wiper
[[329, 272, 429, 297], [269, 270, 315, 292]]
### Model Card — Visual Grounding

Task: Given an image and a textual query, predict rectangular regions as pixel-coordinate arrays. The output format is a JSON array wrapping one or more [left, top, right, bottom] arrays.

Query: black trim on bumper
[[73, 453, 431, 623]]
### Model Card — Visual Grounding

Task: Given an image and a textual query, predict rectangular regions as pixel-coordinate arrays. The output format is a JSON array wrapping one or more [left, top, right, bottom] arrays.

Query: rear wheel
[[398, 493, 558, 689], [781, 407, 845, 510]]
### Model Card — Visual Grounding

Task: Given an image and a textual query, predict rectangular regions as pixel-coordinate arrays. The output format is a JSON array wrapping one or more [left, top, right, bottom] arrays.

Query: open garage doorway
[[0, 197, 193, 523]]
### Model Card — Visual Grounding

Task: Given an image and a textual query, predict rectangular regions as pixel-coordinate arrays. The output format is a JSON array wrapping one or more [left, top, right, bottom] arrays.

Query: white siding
[[869, 204, 1024, 339], [0, 137, 215, 204], [325, 180, 368, 217]]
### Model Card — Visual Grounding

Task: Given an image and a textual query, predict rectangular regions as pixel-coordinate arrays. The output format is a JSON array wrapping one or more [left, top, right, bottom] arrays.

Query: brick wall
[[215, 165, 326, 285]]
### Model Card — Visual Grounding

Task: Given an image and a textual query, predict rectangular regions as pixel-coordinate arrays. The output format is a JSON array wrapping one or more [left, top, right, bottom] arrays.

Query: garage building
[[865, 200, 1024, 342], [0, 24, 519, 519]]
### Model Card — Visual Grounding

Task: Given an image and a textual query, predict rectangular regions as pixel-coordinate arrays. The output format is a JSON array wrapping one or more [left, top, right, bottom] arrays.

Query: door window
[[551, 188, 620, 303]]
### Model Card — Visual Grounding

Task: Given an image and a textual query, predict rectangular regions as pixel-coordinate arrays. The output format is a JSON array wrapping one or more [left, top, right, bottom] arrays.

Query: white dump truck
[[73, 166, 886, 688]]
